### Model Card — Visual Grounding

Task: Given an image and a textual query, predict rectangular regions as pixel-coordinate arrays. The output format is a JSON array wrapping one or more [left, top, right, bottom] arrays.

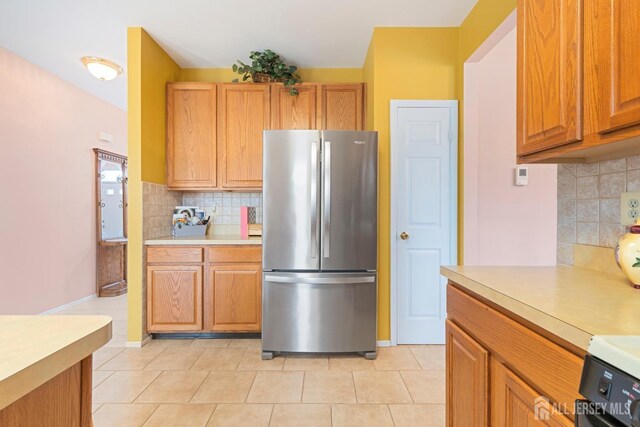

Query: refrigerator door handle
[[265, 275, 375, 284], [310, 141, 318, 259], [323, 140, 331, 258]]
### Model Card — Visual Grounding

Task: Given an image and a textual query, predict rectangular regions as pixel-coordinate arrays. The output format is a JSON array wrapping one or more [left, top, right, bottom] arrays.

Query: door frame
[[389, 100, 458, 346]]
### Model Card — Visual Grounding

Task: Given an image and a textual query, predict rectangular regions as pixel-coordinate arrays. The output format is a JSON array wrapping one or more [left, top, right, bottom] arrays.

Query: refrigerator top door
[[263, 130, 321, 271], [321, 130, 378, 271]]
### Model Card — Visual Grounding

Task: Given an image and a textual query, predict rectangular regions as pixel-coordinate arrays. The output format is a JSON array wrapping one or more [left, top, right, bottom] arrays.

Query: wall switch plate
[[621, 192, 640, 225]]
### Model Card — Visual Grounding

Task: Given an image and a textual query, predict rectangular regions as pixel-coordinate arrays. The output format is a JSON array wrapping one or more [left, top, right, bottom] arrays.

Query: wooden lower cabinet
[[147, 265, 203, 332], [205, 264, 262, 332], [0, 357, 93, 426], [446, 283, 582, 427], [446, 320, 489, 427], [146, 245, 262, 334], [491, 359, 573, 427]]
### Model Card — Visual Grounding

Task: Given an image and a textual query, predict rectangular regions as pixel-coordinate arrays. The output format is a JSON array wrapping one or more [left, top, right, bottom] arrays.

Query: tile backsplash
[[143, 182, 183, 240], [183, 192, 263, 226], [557, 156, 640, 265]]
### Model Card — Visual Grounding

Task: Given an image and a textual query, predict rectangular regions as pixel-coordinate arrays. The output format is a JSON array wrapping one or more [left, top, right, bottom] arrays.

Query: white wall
[[0, 48, 127, 313], [463, 27, 557, 265]]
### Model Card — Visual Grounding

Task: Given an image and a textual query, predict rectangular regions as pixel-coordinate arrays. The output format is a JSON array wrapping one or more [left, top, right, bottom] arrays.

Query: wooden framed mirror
[[94, 149, 128, 297]]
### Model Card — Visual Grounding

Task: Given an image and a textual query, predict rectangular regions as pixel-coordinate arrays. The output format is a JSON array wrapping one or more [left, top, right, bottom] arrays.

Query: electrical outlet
[[621, 192, 640, 225]]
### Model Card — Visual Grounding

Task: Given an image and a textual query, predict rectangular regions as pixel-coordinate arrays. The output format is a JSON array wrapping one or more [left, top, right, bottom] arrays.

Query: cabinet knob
[[630, 399, 640, 427], [400, 232, 409, 240]]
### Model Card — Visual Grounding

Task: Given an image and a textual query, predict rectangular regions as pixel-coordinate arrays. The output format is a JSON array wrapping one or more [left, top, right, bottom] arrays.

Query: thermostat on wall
[[515, 166, 528, 186]]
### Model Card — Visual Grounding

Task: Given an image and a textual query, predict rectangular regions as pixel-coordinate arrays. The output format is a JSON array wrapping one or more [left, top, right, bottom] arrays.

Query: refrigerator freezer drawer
[[262, 272, 377, 354]]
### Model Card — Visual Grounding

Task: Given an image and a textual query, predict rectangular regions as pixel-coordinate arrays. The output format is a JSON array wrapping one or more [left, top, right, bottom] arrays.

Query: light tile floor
[[56, 295, 446, 427]]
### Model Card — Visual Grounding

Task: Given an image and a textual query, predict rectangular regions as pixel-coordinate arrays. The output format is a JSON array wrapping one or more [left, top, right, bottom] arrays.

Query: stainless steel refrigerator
[[261, 130, 378, 360]]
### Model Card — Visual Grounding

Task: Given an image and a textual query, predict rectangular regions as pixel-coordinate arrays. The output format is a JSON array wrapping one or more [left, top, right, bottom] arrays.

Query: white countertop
[[145, 235, 262, 245], [441, 265, 640, 351], [0, 315, 112, 410], [589, 335, 640, 379]]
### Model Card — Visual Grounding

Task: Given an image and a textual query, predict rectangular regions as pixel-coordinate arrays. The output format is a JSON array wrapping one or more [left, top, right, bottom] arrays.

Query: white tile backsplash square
[[182, 191, 263, 227]]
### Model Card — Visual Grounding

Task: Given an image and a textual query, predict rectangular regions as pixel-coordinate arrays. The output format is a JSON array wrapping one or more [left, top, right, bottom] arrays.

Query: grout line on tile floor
[[246, 369, 259, 403], [141, 403, 161, 426], [351, 371, 360, 404], [398, 371, 416, 404], [188, 370, 210, 404], [92, 370, 115, 389], [130, 370, 164, 405], [203, 403, 217, 426], [267, 403, 275, 427], [387, 403, 397, 427], [94, 348, 125, 370], [329, 403, 333, 426]]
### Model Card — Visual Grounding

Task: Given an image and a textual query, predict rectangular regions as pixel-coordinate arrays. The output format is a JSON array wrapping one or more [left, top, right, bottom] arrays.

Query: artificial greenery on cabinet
[[232, 49, 301, 95]]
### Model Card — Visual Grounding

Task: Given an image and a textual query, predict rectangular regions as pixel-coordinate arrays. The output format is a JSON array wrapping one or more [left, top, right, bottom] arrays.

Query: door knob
[[400, 232, 409, 240]]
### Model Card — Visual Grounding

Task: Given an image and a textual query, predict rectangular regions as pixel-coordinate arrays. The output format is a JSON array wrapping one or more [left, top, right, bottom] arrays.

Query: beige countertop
[[145, 235, 262, 246], [0, 315, 112, 410], [441, 265, 640, 351]]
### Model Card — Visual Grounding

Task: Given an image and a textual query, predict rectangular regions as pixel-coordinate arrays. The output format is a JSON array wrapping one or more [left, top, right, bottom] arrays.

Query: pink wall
[[463, 27, 557, 265], [0, 48, 127, 314]]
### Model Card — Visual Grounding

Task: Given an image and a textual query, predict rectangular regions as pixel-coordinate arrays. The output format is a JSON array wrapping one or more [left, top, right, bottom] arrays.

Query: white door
[[393, 101, 457, 344]]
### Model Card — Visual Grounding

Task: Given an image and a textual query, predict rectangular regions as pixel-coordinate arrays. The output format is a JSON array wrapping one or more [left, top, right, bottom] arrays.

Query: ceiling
[[0, 0, 478, 111]]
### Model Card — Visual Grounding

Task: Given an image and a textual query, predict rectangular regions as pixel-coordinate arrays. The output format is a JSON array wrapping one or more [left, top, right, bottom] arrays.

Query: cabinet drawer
[[207, 246, 262, 263], [147, 247, 203, 263], [447, 284, 582, 418]]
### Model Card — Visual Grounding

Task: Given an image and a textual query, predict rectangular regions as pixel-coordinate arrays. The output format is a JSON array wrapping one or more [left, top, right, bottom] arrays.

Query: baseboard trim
[[377, 340, 392, 347], [126, 335, 152, 348], [40, 294, 97, 315]]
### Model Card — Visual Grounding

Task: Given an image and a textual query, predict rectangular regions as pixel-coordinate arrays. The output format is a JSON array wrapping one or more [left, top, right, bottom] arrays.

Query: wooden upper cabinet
[[594, 0, 640, 134], [446, 320, 489, 427], [491, 360, 573, 427], [218, 84, 270, 189], [322, 84, 364, 130], [205, 264, 262, 332], [147, 265, 203, 332], [271, 83, 320, 130], [517, 0, 582, 156], [166, 83, 217, 189]]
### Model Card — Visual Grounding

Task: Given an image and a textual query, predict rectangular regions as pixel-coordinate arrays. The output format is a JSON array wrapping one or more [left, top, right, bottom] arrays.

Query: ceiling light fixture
[[81, 56, 123, 81]]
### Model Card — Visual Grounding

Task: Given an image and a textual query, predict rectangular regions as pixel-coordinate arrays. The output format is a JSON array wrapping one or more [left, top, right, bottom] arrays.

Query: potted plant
[[232, 50, 301, 95]]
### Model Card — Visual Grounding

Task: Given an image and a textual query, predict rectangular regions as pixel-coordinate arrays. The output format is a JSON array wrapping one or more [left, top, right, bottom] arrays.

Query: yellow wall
[[127, 28, 181, 342], [459, 0, 517, 63], [180, 67, 362, 83], [127, 28, 143, 342], [367, 27, 460, 341], [362, 34, 376, 131], [141, 34, 181, 184]]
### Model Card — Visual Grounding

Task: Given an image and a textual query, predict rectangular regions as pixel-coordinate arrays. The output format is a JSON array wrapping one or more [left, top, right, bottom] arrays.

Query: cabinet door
[[491, 360, 573, 427], [595, 0, 640, 133], [271, 83, 320, 130], [166, 83, 217, 189], [147, 266, 202, 332], [218, 84, 270, 189], [446, 320, 489, 427], [516, 0, 582, 156], [322, 84, 364, 130], [205, 264, 261, 332]]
